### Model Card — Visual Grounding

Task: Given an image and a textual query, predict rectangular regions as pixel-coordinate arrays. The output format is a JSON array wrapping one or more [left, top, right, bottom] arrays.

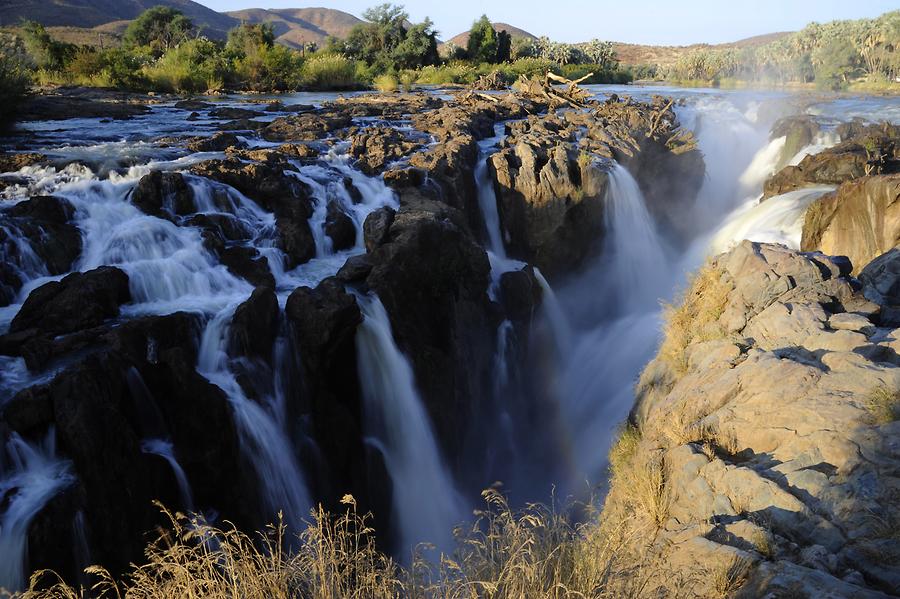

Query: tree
[[226, 23, 275, 54], [345, 3, 438, 72], [496, 30, 512, 63], [19, 21, 74, 69], [123, 7, 195, 56], [584, 39, 617, 70], [467, 15, 498, 63]]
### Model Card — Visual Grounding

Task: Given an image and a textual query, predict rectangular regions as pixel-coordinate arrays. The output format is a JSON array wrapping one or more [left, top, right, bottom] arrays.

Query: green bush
[[0, 40, 32, 130], [232, 44, 303, 91], [300, 53, 365, 90], [144, 38, 228, 93]]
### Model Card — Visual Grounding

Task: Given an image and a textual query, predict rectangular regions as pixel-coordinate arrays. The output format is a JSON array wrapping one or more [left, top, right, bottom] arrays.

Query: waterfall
[[710, 186, 836, 254], [0, 431, 75, 592], [198, 308, 311, 530], [476, 125, 507, 258], [141, 439, 195, 511], [604, 164, 670, 310], [355, 294, 461, 552], [532, 268, 574, 357]]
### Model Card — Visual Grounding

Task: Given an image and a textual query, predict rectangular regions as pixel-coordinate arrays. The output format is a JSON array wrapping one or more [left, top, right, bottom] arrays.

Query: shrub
[[865, 386, 900, 424], [300, 53, 364, 90], [373, 73, 398, 92], [144, 38, 228, 93], [0, 40, 31, 130]]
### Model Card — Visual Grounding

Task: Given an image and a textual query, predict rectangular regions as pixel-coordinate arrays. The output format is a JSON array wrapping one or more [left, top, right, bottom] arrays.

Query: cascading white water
[[604, 164, 671, 310], [476, 125, 508, 258], [355, 295, 461, 552], [198, 308, 311, 530], [0, 431, 75, 592], [710, 186, 837, 254], [141, 439, 195, 510]]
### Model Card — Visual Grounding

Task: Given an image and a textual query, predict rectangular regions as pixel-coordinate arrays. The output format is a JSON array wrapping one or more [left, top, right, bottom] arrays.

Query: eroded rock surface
[[608, 241, 900, 597]]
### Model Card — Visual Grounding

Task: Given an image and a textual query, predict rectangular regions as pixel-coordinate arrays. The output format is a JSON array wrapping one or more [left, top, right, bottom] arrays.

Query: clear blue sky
[[194, 0, 898, 45]]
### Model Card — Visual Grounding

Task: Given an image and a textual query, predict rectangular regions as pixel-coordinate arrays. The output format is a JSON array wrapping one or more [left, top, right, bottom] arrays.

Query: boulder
[[348, 126, 420, 174], [324, 201, 357, 251], [363, 207, 395, 252], [262, 110, 352, 142], [230, 287, 279, 361], [130, 171, 195, 219], [9, 267, 130, 337], [187, 132, 247, 153], [208, 107, 265, 120]]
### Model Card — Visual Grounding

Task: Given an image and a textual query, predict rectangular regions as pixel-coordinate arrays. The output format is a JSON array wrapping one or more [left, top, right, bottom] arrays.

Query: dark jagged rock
[[19, 95, 151, 121], [9, 267, 130, 338], [208, 107, 265, 120], [0, 197, 83, 304], [174, 99, 214, 111], [364, 200, 498, 465], [325, 201, 356, 251], [130, 171, 195, 219], [218, 246, 275, 288], [230, 287, 279, 361], [363, 207, 395, 252], [764, 121, 900, 199], [187, 132, 247, 153], [348, 126, 421, 174], [771, 115, 822, 170], [285, 278, 368, 510], [262, 110, 352, 142], [0, 152, 47, 173], [2, 384, 53, 435], [191, 158, 316, 267], [499, 267, 543, 322]]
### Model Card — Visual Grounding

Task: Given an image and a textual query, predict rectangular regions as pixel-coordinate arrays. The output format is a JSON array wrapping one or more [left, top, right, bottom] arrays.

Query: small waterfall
[[738, 136, 786, 189], [475, 125, 507, 258], [141, 439, 195, 510], [0, 431, 75, 592], [604, 164, 670, 310], [710, 186, 836, 254], [355, 295, 461, 552], [532, 268, 574, 357], [198, 308, 311, 530]]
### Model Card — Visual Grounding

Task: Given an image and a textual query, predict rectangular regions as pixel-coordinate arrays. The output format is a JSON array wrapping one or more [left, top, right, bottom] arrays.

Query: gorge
[[0, 81, 899, 597]]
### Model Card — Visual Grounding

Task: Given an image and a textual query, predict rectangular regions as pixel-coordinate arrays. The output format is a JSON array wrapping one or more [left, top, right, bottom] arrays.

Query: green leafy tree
[[19, 21, 74, 69], [496, 30, 512, 63], [345, 4, 438, 72], [123, 7, 195, 57], [392, 19, 438, 69], [467, 15, 498, 63]]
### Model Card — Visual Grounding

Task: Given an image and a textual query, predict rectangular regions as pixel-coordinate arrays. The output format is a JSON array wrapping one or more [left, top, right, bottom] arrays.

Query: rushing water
[[355, 295, 461, 552], [0, 86, 896, 588]]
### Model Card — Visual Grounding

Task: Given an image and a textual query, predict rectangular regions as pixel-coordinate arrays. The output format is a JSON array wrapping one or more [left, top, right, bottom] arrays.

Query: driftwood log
[[513, 71, 595, 108]]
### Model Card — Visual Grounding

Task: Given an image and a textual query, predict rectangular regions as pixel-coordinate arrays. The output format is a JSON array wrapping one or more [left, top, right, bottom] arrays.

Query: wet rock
[[191, 159, 316, 268], [265, 101, 314, 113], [363, 206, 395, 252], [286, 278, 366, 508], [174, 99, 214, 111], [130, 171, 195, 218], [801, 174, 900, 273], [490, 142, 608, 276], [325, 201, 356, 251], [0, 197, 83, 299], [187, 132, 247, 153], [336, 253, 373, 283], [208, 107, 265, 120], [2, 384, 53, 434], [218, 246, 275, 288], [18, 95, 151, 121], [499, 267, 542, 322], [364, 201, 498, 463], [348, 126, 420, 174], [0, 152, 46, 172], [218, 118, 268, 132], [9, 267, 130, 337], [262, 110, 352, 142], [771, 115, 822, 170], [185, 213, 253, 242], [230, 287, 279, 361], [330, 93, 442, 118]]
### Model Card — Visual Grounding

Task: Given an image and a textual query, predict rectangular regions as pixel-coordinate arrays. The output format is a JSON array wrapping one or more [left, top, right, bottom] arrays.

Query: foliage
[[143, 38, 227, 93], [227, 24, 303, 91], [19, 21, 74, 70], [122, 7, 195, 57], [344, 3, 438, 73], [0, 35, 31, 130], [300, 53, 365, 90], [659, 9, 900, 88], [865, 386, 900, 424], [373, 73, 398, 92]]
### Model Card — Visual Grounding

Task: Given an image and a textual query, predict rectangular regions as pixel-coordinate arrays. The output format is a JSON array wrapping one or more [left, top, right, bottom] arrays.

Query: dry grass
[[11, 491, 684, 599], [712, 555, 754, 599], [659, 262, 732, 374], [864, 386, 900, 424]]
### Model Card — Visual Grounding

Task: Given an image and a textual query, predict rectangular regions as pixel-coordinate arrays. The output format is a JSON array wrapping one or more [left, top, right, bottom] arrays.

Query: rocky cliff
[[604, 241, 900, 597]]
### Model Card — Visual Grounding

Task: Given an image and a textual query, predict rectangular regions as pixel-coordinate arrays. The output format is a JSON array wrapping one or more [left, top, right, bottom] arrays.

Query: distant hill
[[613, 32, 792, 67], [0, 1, 794, 68], [0, 0, 238, 38], [446, 22, 537, 48], [226, 7, 363, 47]]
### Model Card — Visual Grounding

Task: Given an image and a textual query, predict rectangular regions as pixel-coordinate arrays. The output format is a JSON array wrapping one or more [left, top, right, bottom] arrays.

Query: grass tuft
[[864, 385, 900, 424]]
